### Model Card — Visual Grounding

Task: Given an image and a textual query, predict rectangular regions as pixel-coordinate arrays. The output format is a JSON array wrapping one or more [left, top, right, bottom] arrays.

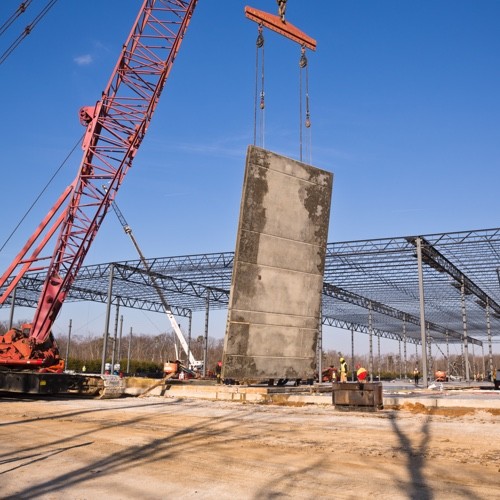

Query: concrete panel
[[223, 146, 333, 380]]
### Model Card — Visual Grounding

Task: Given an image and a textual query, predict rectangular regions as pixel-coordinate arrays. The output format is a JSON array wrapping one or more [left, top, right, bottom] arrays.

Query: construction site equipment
[[106, 188, 202, 371], [246, 3, 316, 161], [332, 382, 384, 412], [0, 0, 198, 396], [0, 370, 124, 398], [244, 5, 316, 50], [435, 370, 448, 382]]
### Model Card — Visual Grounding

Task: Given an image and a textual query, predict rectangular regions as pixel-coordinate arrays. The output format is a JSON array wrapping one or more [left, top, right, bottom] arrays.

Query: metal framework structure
[[3, 227, 500, 349]]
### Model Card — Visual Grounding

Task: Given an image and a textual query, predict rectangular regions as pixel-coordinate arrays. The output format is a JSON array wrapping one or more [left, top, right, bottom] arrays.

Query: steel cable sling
[[253, 24, 265, 147], [246, 4, 316, 160], [299, 45, 311, 163]]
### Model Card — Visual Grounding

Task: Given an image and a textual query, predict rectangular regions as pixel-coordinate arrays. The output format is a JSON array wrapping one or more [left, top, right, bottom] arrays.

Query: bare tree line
[[1, 320, 497, 379], [56, 331, 225, 373], [0, 320, 225, 374]]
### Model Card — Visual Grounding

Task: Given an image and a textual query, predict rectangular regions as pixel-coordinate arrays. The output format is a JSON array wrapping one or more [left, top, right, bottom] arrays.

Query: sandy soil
[[0, 395, 499, 499]]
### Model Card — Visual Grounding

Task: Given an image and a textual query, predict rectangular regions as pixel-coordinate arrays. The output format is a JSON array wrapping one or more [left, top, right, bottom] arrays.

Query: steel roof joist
[[1, 227, 500, 348]]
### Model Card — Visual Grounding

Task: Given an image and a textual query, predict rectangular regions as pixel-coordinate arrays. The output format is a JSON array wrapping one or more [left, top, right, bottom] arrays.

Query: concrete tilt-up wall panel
[[223, 146, 333, 380]]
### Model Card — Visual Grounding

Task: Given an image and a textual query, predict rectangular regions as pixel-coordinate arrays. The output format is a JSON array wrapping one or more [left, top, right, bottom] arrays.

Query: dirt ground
[[1, 394, 499, 499]]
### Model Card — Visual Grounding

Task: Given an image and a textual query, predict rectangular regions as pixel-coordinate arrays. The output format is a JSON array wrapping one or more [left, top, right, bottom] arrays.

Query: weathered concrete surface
[[123, 379, 500, 410], [223, 146, 333, 380]]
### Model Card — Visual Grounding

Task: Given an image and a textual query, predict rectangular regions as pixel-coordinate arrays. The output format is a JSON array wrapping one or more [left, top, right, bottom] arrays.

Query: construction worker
[[339, 357, 348, 383], [413, 366, 420, 386], [215, 361, 222, 384], [322, 365, 335, 382], [356, 364, 368, 384]]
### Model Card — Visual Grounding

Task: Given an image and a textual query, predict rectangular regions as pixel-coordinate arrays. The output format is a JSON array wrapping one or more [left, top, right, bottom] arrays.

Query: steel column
[[427, 324, 432, 377], [377, 332, 381, 382], [111, 299, 120, 373], [486, 298, 494, 381], [416, 237, 428, 387], [403, 318, 407, 380], [472, 343, 476, 380], [399, 339, 402, 380], [481, 344, 485, 380], [203, 290, 210, 377], [317, 311, 323, 382], [117, 314, 124, 363], [64, 318, 72, 371], [446, 331, 450, 376], [8, 285, 16, 330], [127, 326, 132, 374], [461, 341, 465, 379], [351, 327, 355, 381], [368, 302, 373, 382], [101, 263, 114, 374], [188, 309, 192, 368], [460, 278, 470, 382]]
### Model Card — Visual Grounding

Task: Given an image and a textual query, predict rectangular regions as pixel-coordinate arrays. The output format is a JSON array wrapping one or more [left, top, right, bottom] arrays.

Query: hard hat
[[340, 357, 344, 362]]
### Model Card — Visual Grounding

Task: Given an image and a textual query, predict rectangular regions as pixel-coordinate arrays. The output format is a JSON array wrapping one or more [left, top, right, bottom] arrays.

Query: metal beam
[[406, 235, 500, 315], [322, 282, 482, 346]]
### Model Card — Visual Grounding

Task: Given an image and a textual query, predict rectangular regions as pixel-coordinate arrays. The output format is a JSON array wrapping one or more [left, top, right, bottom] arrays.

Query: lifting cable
[[299, 45, 311, 164], [0, 0, 33, 37], [250, 12, 314, 162], [253, 24, 265, 147], [0, 133, 83, 255], [0, 0, 58, 66]]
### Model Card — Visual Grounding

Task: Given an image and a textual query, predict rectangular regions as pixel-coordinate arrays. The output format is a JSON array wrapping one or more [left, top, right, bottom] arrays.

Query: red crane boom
[[0, 0, 198, 368]]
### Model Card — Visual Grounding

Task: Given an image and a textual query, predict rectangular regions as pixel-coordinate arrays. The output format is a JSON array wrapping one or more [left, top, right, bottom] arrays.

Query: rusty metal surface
[[223, 146, 333, 380], [332, 382, 384, 410]]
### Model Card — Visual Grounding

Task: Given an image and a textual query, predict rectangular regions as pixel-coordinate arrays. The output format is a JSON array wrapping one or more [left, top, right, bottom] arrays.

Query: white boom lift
[[105, 186, 202, 370]]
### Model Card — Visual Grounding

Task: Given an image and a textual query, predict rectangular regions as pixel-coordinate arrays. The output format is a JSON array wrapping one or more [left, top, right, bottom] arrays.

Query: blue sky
[[1, 1, 499, 356]]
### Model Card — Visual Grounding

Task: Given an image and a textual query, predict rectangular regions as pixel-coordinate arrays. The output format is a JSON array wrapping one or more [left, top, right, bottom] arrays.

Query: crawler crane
[[0, 1, 315, 395], [0, 0, 198, 396]]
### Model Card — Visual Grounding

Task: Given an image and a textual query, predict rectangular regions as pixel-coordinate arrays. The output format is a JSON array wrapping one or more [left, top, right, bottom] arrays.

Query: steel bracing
[[3, 228, 500, 347]]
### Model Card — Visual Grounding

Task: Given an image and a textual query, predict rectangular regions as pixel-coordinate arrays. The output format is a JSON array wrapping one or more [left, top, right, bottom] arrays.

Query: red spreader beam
[[244, 6, 316, 51]]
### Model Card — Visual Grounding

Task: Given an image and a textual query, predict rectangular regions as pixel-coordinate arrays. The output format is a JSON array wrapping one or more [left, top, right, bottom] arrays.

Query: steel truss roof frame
[[2, 228, 500, 347], [322, 283, 480, 346]]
